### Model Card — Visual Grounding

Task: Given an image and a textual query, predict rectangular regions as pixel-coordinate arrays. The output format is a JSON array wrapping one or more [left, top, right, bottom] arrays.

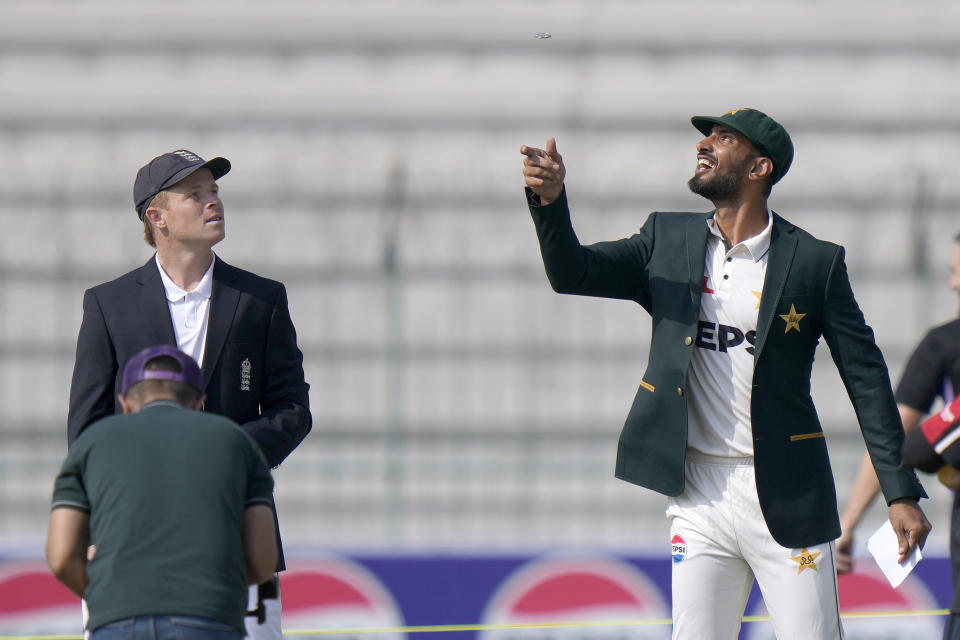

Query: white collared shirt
[[686, 213, 773, 457], [156, 253, 214, 368]]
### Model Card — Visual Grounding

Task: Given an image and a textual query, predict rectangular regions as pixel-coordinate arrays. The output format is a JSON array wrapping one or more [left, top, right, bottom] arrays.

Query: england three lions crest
[[240, 357, 252, 391]]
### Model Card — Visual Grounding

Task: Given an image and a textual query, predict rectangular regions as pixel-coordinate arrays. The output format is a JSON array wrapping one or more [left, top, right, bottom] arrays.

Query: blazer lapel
[[135, 258, 177, 346], [754, 212, 798, 359], [686, 213, 711, 306], [202, 256, 240, 390]]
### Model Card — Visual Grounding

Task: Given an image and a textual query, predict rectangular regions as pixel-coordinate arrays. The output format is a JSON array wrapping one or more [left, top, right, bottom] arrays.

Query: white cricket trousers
[[666, 451, 843, 640]]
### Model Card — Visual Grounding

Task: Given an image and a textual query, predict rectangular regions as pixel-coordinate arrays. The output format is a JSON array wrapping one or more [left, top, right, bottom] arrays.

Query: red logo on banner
[[744, 566, 941, 639], [281, 557, 406, 639], [0, 561, 82, 635], [481, 553, 670, 640]]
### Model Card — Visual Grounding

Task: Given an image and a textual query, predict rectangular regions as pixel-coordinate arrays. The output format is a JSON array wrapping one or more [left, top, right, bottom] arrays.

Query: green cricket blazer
[[528, 188, 925, 548]]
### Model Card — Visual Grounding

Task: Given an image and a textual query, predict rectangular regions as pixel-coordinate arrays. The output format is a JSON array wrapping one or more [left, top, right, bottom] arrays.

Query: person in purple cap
[[520, 108, 930, 639], [48, 345, 277, 640], [67, 150, 311, 638]]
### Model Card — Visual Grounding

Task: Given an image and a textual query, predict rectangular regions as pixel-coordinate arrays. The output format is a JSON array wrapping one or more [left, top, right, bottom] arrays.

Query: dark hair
[[124, 354, 202, 406]]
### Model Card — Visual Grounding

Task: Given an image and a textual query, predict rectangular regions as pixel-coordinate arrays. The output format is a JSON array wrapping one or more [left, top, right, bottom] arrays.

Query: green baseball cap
[[691, 108, 794, 184]]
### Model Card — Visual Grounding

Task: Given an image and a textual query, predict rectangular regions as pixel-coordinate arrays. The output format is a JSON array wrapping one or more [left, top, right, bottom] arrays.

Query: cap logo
[[725, 108, 752, 116], [173, 150, 202, 162]]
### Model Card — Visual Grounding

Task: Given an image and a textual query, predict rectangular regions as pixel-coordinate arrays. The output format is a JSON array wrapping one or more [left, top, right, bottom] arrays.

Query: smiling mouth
[[696, 156, 716, 174], [205, 216, 224, 224]]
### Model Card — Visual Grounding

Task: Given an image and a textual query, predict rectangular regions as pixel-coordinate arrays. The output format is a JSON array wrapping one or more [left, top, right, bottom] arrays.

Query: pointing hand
[[521, 137, 566, 205]]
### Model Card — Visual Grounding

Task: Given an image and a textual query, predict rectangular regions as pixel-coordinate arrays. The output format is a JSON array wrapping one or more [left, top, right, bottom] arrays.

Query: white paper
[[866, 520, 923, 588]]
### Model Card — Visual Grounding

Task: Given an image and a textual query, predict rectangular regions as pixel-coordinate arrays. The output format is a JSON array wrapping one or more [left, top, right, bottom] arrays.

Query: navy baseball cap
[[133, 149, 231, 219], [691, 108, 794, 184], [121, 345, 203, 395]]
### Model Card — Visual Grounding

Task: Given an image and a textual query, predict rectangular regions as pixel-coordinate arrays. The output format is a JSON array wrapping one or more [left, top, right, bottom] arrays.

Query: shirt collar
[[156, 253, 215, 302], [706, 211, 773, 262]]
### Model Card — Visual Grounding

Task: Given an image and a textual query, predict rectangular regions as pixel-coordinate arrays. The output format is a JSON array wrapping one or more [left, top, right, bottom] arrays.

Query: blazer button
[[684, 336, 693, 346], [677, 387, 683, 396]]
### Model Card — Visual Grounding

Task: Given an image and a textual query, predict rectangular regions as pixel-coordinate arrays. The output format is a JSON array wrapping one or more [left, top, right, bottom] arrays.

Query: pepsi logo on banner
[[0, 561, 82, 635], [281, 556, 406, 640], [480, 553, 671, 640], [745, 566, 942, 639]]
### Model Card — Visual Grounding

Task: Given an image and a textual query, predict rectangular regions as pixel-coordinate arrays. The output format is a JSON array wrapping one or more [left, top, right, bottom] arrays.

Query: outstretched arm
[[521, 138, 656, 306]]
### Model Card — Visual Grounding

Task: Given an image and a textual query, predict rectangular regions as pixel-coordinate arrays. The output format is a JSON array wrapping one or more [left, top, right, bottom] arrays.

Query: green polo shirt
[[52, 401, 274, 632]]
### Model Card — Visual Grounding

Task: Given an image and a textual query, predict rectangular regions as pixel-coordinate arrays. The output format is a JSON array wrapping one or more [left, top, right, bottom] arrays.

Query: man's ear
[[118, 394, 135, 415], [144, 207, 165, 230], [750, 157, 774, 182]]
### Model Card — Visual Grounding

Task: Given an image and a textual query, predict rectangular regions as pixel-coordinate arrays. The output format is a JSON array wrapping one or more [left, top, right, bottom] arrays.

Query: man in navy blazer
[[68, 149, 310, 640], [521, 109, 930, 639]]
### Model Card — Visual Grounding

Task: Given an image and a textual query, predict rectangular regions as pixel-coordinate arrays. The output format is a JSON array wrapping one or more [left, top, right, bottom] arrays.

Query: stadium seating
[[0, 0, 957, 552]]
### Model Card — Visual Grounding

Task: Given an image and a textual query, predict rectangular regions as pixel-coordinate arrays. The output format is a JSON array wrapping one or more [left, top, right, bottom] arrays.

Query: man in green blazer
[[521, 108, 930, 639]]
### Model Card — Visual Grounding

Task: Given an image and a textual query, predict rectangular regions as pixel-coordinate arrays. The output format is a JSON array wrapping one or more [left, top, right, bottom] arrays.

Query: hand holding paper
[[867, 520, 922, 588]]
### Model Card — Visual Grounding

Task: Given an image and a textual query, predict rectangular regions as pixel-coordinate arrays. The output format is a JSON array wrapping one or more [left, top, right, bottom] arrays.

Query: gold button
[[684, 337, 693, 346], [677, 387, 683, 396]]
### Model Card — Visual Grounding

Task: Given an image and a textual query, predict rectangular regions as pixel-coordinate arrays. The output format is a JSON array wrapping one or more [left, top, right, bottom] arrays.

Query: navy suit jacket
[[529, 188, 925, 548], [68, 255, 311, 569]]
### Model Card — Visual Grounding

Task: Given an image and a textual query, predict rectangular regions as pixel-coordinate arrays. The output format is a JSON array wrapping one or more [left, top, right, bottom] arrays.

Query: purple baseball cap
[[133, 149, 231, 220], [121, 345, 203, 395]]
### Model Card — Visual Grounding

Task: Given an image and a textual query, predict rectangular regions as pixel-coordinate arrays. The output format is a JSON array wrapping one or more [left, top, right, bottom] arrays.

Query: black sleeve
[[67, 289, 118, 446], [894, 330, 947, 412], [239, 285, 311, 468], [819, 246, 926, 501], [526, 186, 655, 308]]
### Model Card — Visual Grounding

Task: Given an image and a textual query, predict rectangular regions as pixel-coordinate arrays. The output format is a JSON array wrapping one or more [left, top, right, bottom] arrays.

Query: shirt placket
[[716, 245, 736, 302], [184, 293, 198, 330]]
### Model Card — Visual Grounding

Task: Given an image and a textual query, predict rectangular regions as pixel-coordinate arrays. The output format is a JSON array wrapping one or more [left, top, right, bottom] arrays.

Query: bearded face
[[687, 152, 754, 203]]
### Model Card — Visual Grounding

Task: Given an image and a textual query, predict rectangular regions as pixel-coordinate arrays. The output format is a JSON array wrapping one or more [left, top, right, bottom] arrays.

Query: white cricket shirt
[[686, 213, 772, 457], [156, 253, 214, 368]]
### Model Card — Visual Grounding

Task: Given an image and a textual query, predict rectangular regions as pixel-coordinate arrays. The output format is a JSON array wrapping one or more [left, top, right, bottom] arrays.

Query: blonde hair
[[142, 191, 169, 247]]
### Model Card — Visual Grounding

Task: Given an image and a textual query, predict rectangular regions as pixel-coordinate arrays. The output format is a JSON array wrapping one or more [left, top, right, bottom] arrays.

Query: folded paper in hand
[[866, 520, 922, 588]]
